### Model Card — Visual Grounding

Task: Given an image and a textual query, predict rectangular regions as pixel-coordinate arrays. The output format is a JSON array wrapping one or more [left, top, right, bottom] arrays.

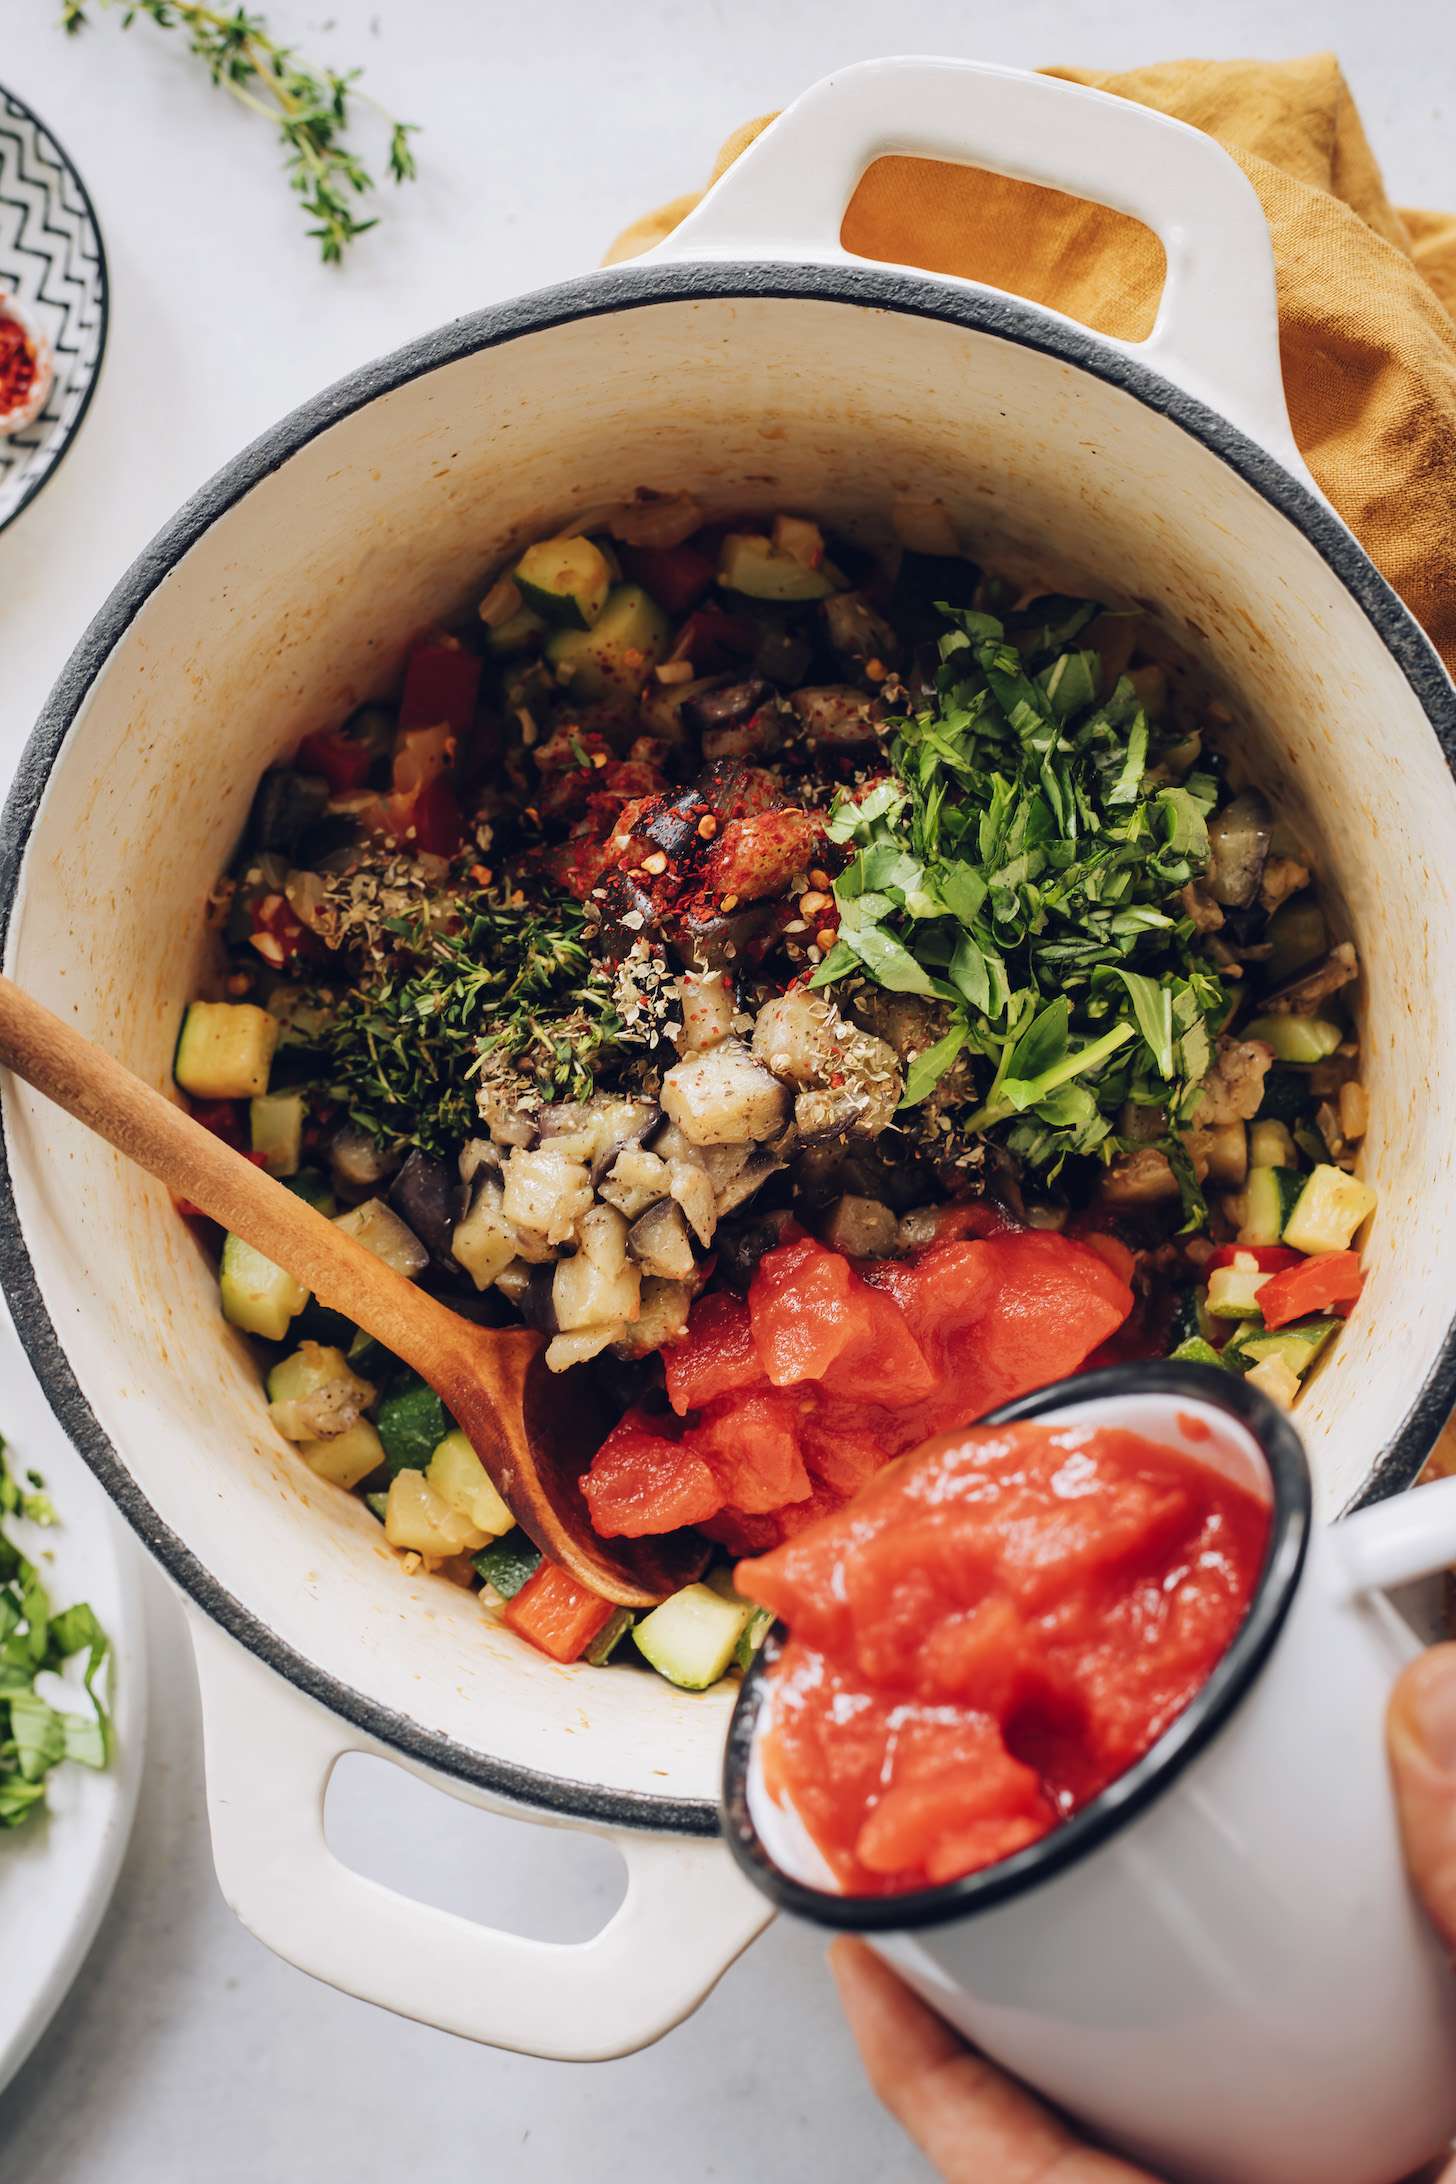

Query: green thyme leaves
[[62, 1, 418, 265], [303, 886, 625, 1159]]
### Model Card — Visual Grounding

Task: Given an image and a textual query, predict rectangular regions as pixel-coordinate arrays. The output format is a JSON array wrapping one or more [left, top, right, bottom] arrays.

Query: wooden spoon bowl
[[0, 975, 706, 1607]]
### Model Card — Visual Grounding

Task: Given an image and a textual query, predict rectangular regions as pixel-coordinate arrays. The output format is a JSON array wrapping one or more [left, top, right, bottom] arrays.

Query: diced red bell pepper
[[502, 1561, 617, 1662], [399, 642, 482, 733], [189, 1098, 245, 1150], [250, 892, 319, 970], [1256, 1250, 1364, 1330], [175, 1147, 266, 1221], [296, 727, 372, 795], [1203, 1245, 1304, 1276], [665, 1292, 768, 1415], [367, 774, 465, 859], [580, 1409, 721, 1538], [674, 606, 760, 674], [618, 542, 718, 617]]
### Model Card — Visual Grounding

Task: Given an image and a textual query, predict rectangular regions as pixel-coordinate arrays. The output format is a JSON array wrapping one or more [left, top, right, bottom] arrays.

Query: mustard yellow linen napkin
[[605, 55, 1456, 678]]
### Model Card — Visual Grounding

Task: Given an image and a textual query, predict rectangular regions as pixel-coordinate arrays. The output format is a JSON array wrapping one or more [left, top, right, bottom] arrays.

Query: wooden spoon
[[0, 975, 708, 1608]]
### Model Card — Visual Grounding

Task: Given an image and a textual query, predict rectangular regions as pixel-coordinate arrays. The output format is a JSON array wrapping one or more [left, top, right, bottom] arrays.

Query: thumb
[[1387, 1642, 1456, 1952]]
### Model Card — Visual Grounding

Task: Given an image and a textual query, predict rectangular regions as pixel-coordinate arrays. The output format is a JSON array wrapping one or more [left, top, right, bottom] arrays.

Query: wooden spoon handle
[[0, 974, 466, 1379]]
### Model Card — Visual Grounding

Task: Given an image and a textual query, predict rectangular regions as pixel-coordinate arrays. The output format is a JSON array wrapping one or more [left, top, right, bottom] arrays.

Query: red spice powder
[[0, 310, 38, 416]]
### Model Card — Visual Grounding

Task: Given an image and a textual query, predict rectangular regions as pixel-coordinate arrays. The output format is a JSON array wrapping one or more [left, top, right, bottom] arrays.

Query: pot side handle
[[185, 1609, 772, 2060], [644, 55, 1314, 489]]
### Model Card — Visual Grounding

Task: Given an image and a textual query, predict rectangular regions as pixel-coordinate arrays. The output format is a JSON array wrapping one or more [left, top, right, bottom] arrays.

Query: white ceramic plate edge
[[0, 1295, 148, 2100]]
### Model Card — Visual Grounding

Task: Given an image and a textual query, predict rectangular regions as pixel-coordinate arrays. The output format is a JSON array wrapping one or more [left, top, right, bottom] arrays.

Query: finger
[[828, 1935, 1159, 2184], [1387, 1643, 1456, 1953]]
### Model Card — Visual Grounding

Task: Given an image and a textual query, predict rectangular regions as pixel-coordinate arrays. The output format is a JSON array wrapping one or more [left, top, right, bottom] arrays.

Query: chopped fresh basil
[[818, 599, 1231, 1180], [0, 1440, 110, 1829]]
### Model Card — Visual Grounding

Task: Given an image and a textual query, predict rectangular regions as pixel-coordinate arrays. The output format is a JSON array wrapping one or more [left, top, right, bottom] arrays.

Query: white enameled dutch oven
[[3, 56, 1456, 2061]]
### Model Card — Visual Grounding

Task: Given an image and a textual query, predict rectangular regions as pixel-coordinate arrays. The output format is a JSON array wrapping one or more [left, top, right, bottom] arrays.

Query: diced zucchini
[[1248, 1119, 1297, 1169], [514, 536, 613, 630], [545, 583, 672, 702], [1224, 1317, 1340, 1379], [1254, 1070, 1309, 1127], [347, 1327, 397, 1378], [735, 1607, 773, 1671], [384, 1469, 488, 1558], [1169, 1336, 1229, 1370], [473, 1533, 541, 1599], [284, 1166, 337, 1216], [1283, 1165, 1378, 1255], [176, 1001, 279, 1099], [1242, 1014, 1343, 1065], [1238, 1165, 1306, 1247], [1205, 1255, 1272, 1320], [291, 1296, 357, 1351], [583, 1607, 636, 1666], [333, 1197, 429, 1279], [633, 1581, 754, 1690], [1245, 1351, 1301, 1410], [266, 1342, 351, 1405], [251, 1091, 304, 1177], [365, 1490, 390, 1522], [718, 532, 833, 602], [219, 1233, 308, 1341], [486, 603, 548, 658], [377, 1374, 451, 1475], [1294, 1121, 1331, 1169], [265, 1339, 375, 1441], [426, 1428, 515, 1538], [301, 1419, 387, 1489]]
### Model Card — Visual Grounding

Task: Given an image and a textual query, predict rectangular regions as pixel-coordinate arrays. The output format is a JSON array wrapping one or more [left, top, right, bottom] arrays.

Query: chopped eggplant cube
[[248, 768, 330, 855]]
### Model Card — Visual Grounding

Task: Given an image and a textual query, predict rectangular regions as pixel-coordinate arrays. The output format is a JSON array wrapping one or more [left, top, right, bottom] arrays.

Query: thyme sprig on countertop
[[60, 0, 418, 264], [304, 884, 627, 1160], [815, 599, 1232, 1217], [1, 1440, 110, 1830]]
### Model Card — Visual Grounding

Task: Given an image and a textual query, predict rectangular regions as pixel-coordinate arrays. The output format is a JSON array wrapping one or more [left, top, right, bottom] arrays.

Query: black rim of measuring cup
[[720, 1360, 1311, 1931]]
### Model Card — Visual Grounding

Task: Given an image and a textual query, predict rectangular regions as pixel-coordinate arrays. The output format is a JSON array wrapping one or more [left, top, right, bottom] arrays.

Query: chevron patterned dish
[[0, 84, 106, 535]]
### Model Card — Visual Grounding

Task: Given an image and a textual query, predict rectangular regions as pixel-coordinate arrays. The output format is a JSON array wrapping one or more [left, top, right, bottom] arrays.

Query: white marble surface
[[1, 2, 1455, 2176]]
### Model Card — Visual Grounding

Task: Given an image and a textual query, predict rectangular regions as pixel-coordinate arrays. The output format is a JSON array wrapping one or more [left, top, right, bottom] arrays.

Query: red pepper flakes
[[0, 310, 38, 417]]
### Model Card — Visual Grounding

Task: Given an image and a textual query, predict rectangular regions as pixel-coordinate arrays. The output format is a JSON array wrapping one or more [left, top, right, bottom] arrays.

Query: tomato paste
[[738, 1419, 1269, 1895], [581, 1223, 1133, 1555]]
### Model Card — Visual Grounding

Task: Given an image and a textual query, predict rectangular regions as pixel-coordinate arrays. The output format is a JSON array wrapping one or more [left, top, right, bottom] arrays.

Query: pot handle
[[1336, 1474, 1456, 1597], [644, 56, 1310, 484], [185, 1609, 772, 2060]]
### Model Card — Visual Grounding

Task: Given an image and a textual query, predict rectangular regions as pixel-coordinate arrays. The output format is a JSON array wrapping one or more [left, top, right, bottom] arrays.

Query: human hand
[[828, 1642, 1456, 2184]]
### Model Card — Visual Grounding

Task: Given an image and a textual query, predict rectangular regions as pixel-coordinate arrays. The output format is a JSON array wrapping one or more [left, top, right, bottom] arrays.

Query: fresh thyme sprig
[[306, 888, 626, 1160], [60, 0, 418, 264]]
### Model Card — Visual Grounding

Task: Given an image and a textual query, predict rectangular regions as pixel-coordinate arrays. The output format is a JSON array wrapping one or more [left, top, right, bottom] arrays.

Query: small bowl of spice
[[0, 290, 54, 436]]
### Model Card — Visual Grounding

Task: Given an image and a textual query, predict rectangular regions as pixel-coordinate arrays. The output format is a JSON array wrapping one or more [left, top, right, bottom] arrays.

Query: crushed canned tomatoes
[[741, 1417, 1271, 1893]]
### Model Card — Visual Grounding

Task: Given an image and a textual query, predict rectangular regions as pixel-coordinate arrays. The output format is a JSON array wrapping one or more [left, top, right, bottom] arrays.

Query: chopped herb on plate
[[1, 1440, 110, 1830]]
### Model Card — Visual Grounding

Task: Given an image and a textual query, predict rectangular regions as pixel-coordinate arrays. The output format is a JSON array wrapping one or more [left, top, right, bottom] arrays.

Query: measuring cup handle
[[646, 56, 1308, 481], [1337, 1474, 1456, 1596]]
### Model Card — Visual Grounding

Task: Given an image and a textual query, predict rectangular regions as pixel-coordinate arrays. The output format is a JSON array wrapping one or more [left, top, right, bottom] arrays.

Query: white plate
[[0, 1293, 146, 2097]]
